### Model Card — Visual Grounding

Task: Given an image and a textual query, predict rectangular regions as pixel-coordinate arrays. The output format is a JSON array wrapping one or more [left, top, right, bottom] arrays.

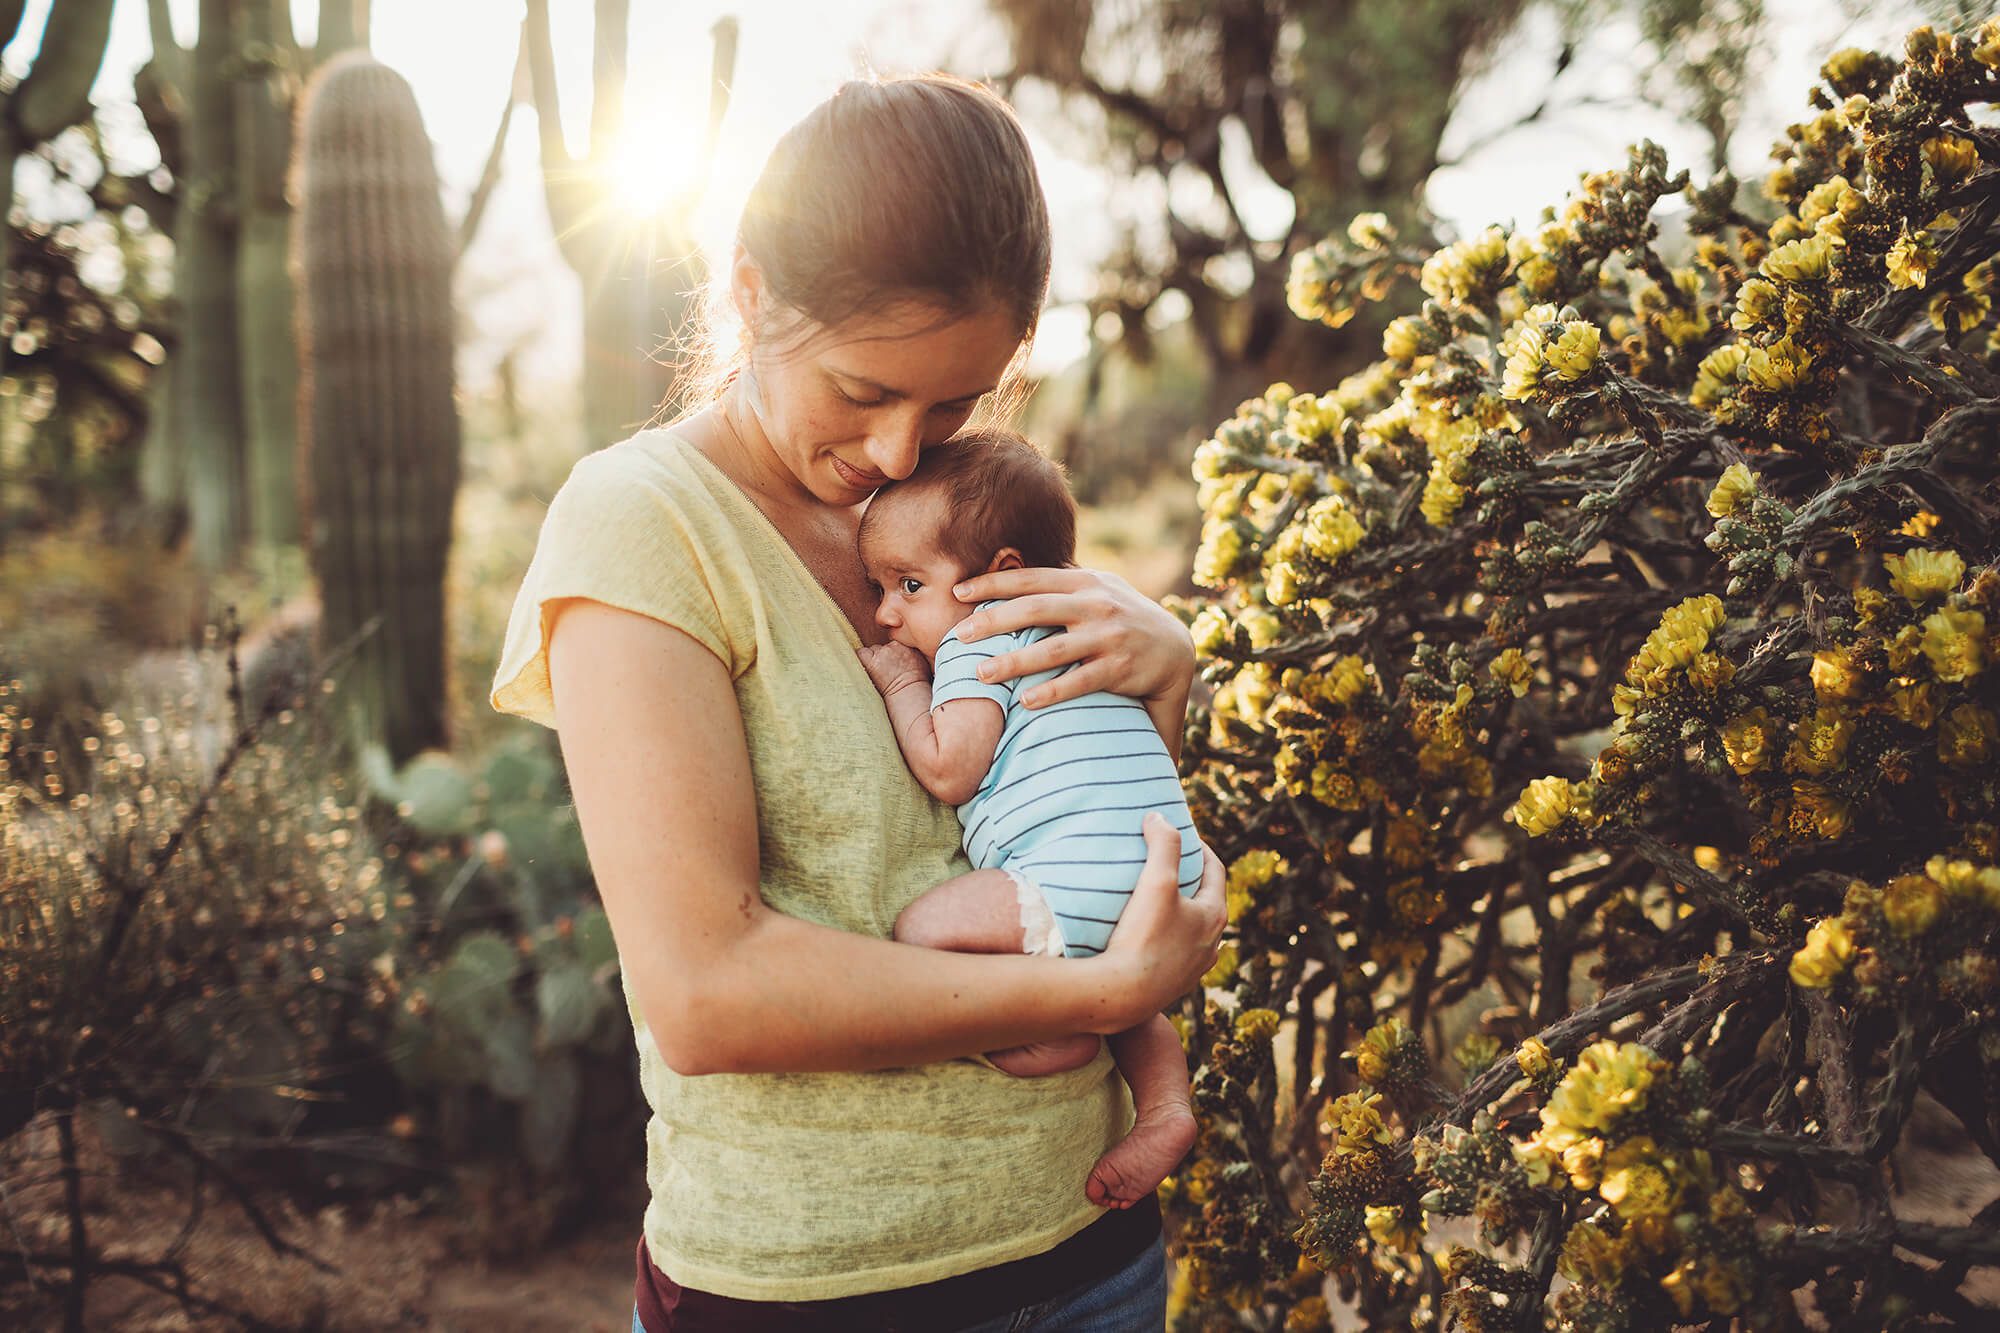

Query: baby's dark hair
[[863, 429, 1076, 573]]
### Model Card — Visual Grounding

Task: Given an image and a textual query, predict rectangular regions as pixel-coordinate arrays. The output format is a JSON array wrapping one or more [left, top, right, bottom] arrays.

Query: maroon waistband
[[635, 1196, 1162, 1332]]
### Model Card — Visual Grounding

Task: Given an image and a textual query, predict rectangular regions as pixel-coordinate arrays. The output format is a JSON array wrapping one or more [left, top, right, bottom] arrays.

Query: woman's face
[[735, 261, 1024, 506]]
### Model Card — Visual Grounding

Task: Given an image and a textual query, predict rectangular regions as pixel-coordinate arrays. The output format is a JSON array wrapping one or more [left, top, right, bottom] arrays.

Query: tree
[[1171, 21, 2000, 1327], [990, 0, 1767, 417]]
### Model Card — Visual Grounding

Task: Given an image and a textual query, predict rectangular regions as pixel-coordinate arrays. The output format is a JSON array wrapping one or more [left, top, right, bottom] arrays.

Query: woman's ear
[[729, 244, 763, 335], [987, 547, 1025, 573]]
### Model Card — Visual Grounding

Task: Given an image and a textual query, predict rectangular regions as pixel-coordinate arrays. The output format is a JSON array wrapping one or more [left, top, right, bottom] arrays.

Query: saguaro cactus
[[294, 53, 461, 764]]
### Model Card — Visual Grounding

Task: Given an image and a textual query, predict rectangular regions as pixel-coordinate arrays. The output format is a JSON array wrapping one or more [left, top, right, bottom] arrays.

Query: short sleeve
[[491, 444, 741, 729], [929, 606, 1026, 712]]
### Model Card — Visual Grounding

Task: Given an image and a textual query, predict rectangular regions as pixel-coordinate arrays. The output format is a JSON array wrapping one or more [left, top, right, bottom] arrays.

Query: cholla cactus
[[1172, 23, 2000, 1330]]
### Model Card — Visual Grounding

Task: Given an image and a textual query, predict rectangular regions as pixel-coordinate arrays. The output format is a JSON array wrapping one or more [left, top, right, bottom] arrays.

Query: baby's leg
[[893, 870, 1102, 1077], [1086, 1013, 1198, 1209]]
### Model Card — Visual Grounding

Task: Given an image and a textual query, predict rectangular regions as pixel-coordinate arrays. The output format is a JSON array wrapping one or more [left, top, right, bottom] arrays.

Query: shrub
[[1171, 22, 2000, 1330]]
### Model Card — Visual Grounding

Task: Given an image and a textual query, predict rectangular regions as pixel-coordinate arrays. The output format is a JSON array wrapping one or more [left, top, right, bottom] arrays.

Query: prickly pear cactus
[[294, 52, 461, 763]]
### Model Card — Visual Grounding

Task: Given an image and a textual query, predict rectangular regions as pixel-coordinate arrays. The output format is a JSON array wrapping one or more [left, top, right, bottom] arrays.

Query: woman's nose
[[864, 412, 927, 480]]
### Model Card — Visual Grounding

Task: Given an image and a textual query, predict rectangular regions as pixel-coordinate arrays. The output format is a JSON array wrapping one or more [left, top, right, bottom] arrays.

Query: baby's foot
[[1086, 1104, 1197, 1209], [986, 1034, 1103, 1077]]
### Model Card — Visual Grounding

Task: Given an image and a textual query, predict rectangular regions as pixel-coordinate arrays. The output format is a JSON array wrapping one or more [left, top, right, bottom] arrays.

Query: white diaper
[[1004, 868, 1068, 957]]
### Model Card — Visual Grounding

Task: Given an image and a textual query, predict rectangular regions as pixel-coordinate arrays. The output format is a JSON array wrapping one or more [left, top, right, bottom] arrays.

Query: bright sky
[[5, 0, 1933, 390]]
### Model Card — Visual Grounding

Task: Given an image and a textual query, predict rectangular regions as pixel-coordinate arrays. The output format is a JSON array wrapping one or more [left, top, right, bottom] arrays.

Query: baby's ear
[[988, 547, 1025, 573]]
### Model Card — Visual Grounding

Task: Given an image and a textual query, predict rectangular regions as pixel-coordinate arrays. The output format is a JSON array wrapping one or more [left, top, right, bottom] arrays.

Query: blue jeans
[[631, 1237, 1168, 1332]]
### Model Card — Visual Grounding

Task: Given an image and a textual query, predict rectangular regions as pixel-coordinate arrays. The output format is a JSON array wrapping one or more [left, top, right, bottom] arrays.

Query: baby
[[854, 429, 1202, 1210]]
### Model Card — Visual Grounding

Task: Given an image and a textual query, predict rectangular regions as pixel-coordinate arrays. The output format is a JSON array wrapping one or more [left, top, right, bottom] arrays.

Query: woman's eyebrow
[[830, 369, 996, 405]]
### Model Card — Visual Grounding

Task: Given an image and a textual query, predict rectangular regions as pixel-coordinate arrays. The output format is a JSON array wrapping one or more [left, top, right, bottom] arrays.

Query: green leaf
[[393, 751, 476, 835], [521, 1053, 582, 1177], [536, 960, 606, 1047]]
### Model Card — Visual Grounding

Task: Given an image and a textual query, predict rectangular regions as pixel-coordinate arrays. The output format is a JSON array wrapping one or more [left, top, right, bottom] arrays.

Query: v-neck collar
[[667, 432, 867, 651]]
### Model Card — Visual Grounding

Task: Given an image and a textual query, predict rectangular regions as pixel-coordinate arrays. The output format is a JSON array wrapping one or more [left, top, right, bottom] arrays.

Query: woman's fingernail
[[953, 583, 971, 599], [977, 663, 994, 681]]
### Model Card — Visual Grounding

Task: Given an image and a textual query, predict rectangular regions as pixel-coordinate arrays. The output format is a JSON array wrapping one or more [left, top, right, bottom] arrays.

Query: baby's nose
[[874, 600, 898, 627]]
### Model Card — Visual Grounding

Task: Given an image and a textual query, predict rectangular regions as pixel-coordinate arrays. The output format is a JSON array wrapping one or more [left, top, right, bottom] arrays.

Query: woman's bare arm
[[949, 567, 1196, 762], [548, 599, 1222, 1076]]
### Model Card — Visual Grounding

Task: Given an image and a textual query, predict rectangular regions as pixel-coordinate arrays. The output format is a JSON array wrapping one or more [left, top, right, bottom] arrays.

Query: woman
[[492, 74, 1225, 1331]]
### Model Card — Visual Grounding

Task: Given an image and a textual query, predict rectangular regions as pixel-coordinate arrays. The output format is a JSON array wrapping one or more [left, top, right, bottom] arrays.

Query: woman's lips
[[831, 455, 886, 489]]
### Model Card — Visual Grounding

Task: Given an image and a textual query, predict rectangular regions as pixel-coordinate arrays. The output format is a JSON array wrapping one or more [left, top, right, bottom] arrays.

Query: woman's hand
[[950, 567, 1195, 711], [1087, 814, 1227, 1032]]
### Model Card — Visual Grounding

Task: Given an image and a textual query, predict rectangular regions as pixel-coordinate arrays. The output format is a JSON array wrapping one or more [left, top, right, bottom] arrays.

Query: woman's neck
[[703, 385, 827, 520]]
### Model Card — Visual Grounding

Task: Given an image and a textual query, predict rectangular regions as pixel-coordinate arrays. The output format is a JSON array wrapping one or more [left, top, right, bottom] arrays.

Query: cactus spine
[[294, 53, 461, 764]]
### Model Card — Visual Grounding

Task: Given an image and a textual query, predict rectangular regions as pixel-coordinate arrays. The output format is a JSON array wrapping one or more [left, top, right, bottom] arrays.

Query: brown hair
[[860, 429, 1076, 573], [678, 75, 1051, 410]]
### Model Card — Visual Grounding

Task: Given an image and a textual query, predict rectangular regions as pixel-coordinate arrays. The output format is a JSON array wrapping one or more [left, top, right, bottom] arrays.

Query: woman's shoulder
[[564, 426, 728, 509]]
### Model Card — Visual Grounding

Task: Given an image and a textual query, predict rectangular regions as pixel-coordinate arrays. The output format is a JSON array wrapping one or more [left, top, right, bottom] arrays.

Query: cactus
[[294, 53, 461, 764], [236, 0, 303, 548]]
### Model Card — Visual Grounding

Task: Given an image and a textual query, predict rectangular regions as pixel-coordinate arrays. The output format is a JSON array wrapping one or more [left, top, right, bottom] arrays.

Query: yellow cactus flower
[[1744, 335, 1814, 392], [1516, 1037, 1554, 1079], [1601, 1159, 1675, 1221], [1265, 562, 1300, 608], [1721, 707, 1778, 774], [1882, 873, 1943, 935], [1421, 471, 1466, 527], [1225, 849, 1288, 922], [1190, 606, 1232, 656], [1630, 594, 1727, 684], [1546, 321, 1601, 380], [1538, 1041, 1668, 1146], [1930, 288, 1993, 333], [1730, 278, 1782, 331], [1976, 18, 2000, 68], [1890, 683, 1938, 729], [1887, 229, 1939, 290], [1328, 1089, 1393, 1156], [1193, 520, 1244, 588], [1938, 704, 1997, 768], [1302, 496, 1366, 561], [1706, 462, 1756, 517], [1346, 212, 1393, 249], [1235, 1007, 1281, 1043], [1490, 648, 1533, 697], [1202, 942, 1240, 987], [1327, 655, 1370, 705], [1790, 917, 1856, 989], [1512, 775, 1582, 837], [1760, 234, 1834, 282], [1364, 1204, 1426, 1252], [1241, 605, 1282, 650], [1419, 226, 1509, 305], [1922, 135, 1980, 184], [1692, 346, 1750, 408], [1799, 175, 1859, 224], [1382, 316, 1429, 362], [1885, 548, 1965, 602], [1810, 649, 1866, 700], [1501, 323, 1548, 400], [1286, 391, 1345, 441], [1792, 784, 1853, 840], [1352, 1017, 1417, 1085], [1921, 607, 1987, 682]]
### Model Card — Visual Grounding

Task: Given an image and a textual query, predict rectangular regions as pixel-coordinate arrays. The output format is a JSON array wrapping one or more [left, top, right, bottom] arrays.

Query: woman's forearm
[[666, 882, 1141, 1075], [1143, 673, 1192, 765]]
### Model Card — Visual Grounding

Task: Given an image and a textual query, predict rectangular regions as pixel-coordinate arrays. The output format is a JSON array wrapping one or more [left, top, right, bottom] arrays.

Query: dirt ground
[[1, 1116, 639, 1331]]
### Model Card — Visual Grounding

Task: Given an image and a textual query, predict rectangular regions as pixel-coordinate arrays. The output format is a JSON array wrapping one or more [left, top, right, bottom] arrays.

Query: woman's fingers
[[953, 566, 1095, 605], [957, 591, 1108, 643]]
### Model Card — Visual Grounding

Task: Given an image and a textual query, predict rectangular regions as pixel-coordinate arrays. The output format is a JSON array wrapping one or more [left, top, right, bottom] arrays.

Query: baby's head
[[858, 429, 1076, 661]]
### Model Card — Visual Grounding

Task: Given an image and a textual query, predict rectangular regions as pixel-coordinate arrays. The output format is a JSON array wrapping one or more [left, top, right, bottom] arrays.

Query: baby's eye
[[898, 577, 923, 596]]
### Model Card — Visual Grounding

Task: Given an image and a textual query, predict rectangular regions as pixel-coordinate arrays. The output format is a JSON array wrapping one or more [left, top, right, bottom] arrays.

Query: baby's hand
[[857, 642, 930, 697]]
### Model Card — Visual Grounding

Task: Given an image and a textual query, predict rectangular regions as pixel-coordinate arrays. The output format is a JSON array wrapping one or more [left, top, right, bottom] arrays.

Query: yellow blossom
[[1241, 605, 1282, 650], [1792, 785, 1853, 839], [1420, 226, 1510, 305], [1977, 18, 2000, 68], [1235, 1007, 1280, 1043], [1789, 916, 1855, 988], [1921, 607, 1987, 682], [1501, 323, 1547, 400], [1286, 392, 1345, 441], [1882, 873, 1942, 935], [1364, 1205, 1426, 1252], [1938, 703, 1997, 769], [1490, 648, 1533, 697], [1326, 654, 1371, 705], [1886, 548, 1965, 601], [1302, 496, 1365, 561], [1202, 942, 1239, 988], [1193, 520, 1243, 588], [1538, 1041, 1668, 1149], [1346, 212, 1393, 249], [1225, 849, 1287, 921], [1721, 708, 1777, 774], [1706, 462, 1756, 516], [1516, 1037, 1554, 1079], [1328, 1090, 1393, 1156], [1382, 316, 1429, 362], [1810, 649, 1866, 700], [1931, 286, 1993, 333], [1546, 322, 1601, 380], [1264, 562, 1300, 608], [1922, 135, 1980, 184], [1630, 594, 1727, 684], [1512, 775, 1582, 837], [1353, 1017, 1417, 1085], [1760, 234, 1834, 282], [1730, 278, 1782, 331], [1744, 336, 1814, 392], [1190, 607, 1232, 655], [1887, 229, 1940, 290]]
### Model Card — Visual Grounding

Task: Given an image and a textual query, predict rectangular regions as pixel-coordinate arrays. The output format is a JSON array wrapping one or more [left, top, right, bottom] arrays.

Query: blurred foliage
[[1167, 20, 2000, 1329]]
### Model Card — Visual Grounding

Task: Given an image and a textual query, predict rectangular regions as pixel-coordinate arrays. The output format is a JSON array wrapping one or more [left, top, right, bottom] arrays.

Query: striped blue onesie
[[930, 603, 1204, 958]]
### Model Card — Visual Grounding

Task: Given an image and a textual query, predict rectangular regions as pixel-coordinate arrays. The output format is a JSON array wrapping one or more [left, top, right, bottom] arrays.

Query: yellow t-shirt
[[491, 428, 1132, 1300]]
